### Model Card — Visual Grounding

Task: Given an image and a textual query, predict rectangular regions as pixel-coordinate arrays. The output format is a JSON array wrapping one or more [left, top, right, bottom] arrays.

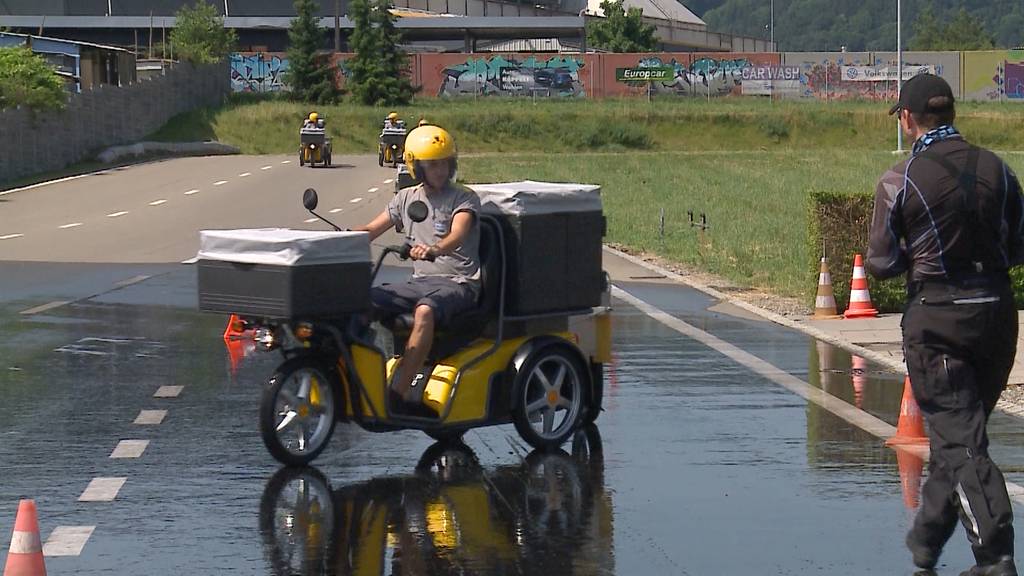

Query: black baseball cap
[[888, 73, 955, 115]]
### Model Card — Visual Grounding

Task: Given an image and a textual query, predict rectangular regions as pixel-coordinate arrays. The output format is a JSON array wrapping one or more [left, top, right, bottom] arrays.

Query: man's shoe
[[907, 532, 940, 570], [960, 556, 1018, 576]]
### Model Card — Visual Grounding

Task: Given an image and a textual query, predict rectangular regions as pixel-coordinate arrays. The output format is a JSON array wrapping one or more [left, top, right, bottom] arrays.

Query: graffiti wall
[[227, 51, 1024, 103], [963, 50, 1024, 101], [418, 53, 592, 98]]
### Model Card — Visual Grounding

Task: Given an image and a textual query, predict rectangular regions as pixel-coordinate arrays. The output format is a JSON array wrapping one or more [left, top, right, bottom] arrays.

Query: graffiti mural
[[964, 50, 1024, 101], [629, 56, 752, 97], [231, 53, 289, 93], [437, 56, 586, 98]]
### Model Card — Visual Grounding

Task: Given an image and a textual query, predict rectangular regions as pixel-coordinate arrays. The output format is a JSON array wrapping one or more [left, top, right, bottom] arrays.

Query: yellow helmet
[[404, 125, 456, 181], [308, 112, 318, 122], [387, 112, 399, 121]]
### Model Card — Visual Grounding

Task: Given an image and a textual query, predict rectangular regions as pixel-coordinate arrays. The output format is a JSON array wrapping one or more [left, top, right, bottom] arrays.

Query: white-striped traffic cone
[[844, 254, 878, 319], [4, 499, 46, 576], [814, 256, 841, 319]]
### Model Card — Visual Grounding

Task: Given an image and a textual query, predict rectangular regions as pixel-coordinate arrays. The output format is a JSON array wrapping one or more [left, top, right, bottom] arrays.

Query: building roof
[[0, 30, 132, 52], [585, 0, 704, 26]]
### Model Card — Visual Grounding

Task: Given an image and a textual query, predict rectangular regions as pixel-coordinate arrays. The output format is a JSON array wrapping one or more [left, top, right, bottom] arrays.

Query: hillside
[[687, 0, 1024, 52]]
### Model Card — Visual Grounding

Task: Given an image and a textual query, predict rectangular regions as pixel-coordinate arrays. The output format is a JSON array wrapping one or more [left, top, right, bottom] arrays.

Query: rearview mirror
[[407, 200, 429, 223], [302, 188, 318, 211]]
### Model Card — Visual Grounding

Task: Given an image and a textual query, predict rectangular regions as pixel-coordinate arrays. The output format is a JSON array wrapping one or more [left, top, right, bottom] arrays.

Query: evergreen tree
[[346, 0, 416, 106], [170, 0, 237, 65], [587, 0, 658, 53], [285, 0, 340, 104]]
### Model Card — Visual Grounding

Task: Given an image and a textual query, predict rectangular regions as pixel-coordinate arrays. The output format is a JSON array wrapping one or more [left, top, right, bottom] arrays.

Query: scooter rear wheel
[[260, 357, 338, 466]]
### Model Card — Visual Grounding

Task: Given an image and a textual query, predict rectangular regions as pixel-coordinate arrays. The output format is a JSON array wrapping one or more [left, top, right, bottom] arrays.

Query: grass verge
[[460, 151, 1024, 310]]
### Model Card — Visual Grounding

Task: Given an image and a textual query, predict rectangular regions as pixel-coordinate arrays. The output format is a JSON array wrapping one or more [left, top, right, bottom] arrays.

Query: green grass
[[460, 150, 1024, 308], [149, 94, 1024, 155]]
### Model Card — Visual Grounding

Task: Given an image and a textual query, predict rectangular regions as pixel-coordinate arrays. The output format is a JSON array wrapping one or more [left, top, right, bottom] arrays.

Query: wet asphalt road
[[3, 158, 1024, 575]]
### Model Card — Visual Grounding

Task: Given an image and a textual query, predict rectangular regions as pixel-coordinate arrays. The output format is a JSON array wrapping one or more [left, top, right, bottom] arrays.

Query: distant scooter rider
[[383, 112, 405, 131], [303, 112, 320, 129], [356, 126, 480, 410]]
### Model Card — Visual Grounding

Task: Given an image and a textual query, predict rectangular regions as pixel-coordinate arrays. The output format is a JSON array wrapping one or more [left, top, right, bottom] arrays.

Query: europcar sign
[[616, 67, 674, 82]]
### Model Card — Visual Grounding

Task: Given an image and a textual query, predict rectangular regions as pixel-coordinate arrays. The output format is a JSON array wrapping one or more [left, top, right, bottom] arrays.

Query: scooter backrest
[[477, 215, 503, 314]]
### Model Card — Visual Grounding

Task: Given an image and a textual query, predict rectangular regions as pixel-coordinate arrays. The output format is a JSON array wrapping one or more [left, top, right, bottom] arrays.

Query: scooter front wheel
[[260, 358, 338, 466]]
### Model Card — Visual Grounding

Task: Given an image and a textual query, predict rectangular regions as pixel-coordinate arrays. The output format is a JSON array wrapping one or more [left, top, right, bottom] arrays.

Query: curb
[[602, 245, 1024, 419]]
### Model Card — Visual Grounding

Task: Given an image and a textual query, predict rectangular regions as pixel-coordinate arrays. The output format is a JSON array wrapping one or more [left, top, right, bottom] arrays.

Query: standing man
[[357, 125, 481, 412], [867, 73, 1024, 576]]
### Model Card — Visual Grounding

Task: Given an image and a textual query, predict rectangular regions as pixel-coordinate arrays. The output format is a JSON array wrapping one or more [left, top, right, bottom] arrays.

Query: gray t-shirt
[[388, 182, 481, 287]]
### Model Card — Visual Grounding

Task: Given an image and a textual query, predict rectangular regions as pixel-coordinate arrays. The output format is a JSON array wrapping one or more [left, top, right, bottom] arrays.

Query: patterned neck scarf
[[912, 125, 961, 155]]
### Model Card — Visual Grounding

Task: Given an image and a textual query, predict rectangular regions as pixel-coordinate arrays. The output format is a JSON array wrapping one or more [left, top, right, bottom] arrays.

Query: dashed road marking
[[106, 211, 128, 218], [20, 300, 69, 315], [185, 189, 200, 196], [0, 233, 24, 240], [367, 187, 379, 193], [350, 197, 363, 203], [304, 217, 319, 223], [110, 439, 149, 458], [181, 257, 198, 264], [79, 477, 127, 502], [261, 165, 273, 171], [154, 385, 183, 398], [134, 409, 167, 425], [148, 199, 167, 206], [281, 160, 292, 164], [115, 275, 151, 287], [383, 179, 394, 184], [213, 180, 228, 186], [43, 526, 95, 557], [59, 222, 83, 229], [329, 208, 343, 214], [239, 172, 251, 177]]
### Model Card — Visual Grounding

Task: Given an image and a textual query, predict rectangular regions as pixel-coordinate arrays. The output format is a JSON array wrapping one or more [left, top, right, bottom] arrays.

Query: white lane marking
[[134, 409, 167, 425], [213, 180, 228, 186], [0, 233, 24, 240], [185, 189, 200, 196], [148, 199, 167, 206], [110, 439, 149, 458], [383, 179, 394, 184], [20, 300, 69, 315], [43, 526, 95, 557], [106, 211, 128, 218], [281, 160, 292, 164], [329, 208, 343, 214], [115, 275, 150, 287], [611, 285, 1024, 503], [261, 165, 273, 171], [239, 172, 251, 177], [0, 173, 93, 197], [181, 257, 198, 264], [367, 187, 379, 193], [79, 477, 126, 502], [154, 385, 183, 398], [350, 197, 363, 203], [59, 222, 83, 229], [304, 217, 319, 223]]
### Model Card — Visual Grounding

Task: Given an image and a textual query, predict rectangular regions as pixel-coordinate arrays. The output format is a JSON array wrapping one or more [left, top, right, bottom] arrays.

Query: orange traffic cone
[[886, 376, 929, 446], [844, 254, 878, 319], [4, 499, 46, 576], [894, 448, 925, 510], [225, 338, 256, 375], [222, 314, 247, 341], [851, 355, 866, 409], [814, 257, 841, 319]]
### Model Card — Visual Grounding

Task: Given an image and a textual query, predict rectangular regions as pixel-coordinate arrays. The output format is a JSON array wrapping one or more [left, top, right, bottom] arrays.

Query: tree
[[944, 8, 995, 50], [0, 46, 66, 112], [170, 0, 237, 65], [909, 5, 943, 51], [346, 0, 416, 106], [285, 0, 341, 103], [586, 0, 658, 53]]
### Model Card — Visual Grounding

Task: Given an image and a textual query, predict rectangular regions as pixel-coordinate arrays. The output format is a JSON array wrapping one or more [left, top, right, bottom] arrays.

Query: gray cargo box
[[197, 228, 371, 319], [470, 181, 605, 316]]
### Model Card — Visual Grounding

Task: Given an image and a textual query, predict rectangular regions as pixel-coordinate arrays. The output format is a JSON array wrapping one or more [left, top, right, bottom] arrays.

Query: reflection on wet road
[[2, 265, 1024, 574]]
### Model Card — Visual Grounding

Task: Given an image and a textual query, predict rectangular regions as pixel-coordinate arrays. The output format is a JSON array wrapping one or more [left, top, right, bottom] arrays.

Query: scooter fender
[[508, 335, 590, 411]]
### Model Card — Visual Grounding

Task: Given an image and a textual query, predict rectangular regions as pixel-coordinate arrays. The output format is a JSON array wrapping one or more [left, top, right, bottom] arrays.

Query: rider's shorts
[[371, 276, 478, 327]]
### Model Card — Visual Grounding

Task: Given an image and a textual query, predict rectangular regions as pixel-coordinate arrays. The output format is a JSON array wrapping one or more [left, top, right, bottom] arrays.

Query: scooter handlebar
[[388, 243, 435, 262]]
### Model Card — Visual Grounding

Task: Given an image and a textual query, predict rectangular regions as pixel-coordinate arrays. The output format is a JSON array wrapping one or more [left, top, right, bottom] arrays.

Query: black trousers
[[903, 278, 1018, 564]]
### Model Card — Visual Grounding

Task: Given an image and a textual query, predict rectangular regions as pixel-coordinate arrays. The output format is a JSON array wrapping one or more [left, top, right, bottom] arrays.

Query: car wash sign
[[616, 67, 674, 82]]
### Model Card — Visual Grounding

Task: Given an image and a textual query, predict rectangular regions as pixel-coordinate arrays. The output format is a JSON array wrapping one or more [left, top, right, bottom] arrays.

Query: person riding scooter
[[303, 112, 320, 129], [383, 111, 405, 130], [356, 126, 480, 410]]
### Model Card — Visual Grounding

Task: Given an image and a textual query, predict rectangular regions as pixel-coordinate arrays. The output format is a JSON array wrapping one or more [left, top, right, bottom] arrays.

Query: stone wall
[[0, 61, 229, 185]]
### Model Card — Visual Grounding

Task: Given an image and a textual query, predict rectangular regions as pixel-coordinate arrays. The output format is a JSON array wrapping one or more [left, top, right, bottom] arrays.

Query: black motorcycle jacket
[[867, 137, 1024, 282]]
